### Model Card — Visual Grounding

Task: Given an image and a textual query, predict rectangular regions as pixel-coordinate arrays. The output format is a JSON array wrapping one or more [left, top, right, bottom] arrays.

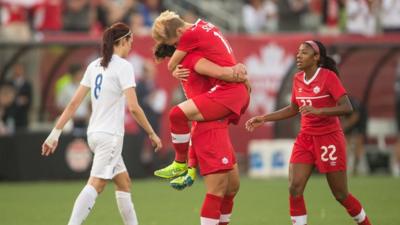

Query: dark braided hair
[[313, 40, 340, 76], [100, 22, 131, 68], [153, 43, 176, 62]]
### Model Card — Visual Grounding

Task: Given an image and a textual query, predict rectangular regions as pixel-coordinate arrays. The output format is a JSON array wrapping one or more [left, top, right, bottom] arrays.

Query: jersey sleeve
[[177, 29, 199, 52], [119, 62, 136, 90], [327, 72, 347, 101], [80, 64, 92, 87], [181, 53, 203, 70]]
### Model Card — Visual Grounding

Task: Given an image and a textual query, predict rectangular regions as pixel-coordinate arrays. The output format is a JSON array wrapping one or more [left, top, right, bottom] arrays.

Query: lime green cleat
[[170, 167, 196, 190], [154, 161, 188, 179]]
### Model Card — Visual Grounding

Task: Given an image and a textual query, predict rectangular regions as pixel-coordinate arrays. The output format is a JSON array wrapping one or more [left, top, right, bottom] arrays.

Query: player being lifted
[[151, 10, 250, 180]]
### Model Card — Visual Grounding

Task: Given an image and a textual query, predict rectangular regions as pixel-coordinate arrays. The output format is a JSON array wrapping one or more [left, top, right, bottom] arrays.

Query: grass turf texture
[[0, 176, 399, 225]]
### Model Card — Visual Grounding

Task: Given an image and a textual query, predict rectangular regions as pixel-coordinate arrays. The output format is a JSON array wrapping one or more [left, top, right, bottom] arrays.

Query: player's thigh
[[204, 172, 229, 197], [178, 99, 204, 121], [226, 164, 240, 195]]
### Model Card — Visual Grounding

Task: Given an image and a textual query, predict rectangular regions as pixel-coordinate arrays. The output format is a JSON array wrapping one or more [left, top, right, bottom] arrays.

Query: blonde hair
[[152, 10, 185, 43]]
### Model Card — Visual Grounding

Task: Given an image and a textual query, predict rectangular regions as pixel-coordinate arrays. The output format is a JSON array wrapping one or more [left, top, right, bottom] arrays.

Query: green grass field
[[0, 176, 399, 225]]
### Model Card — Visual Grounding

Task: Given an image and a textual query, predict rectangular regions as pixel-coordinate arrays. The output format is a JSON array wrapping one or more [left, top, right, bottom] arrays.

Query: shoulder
[[320, 68, 338, 79], [292, 71, 303, 82]]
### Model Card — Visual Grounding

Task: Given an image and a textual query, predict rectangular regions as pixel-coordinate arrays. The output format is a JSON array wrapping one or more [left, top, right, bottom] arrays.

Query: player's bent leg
[[288, 163, 313, 225], [67, 177, 106, 225], [326, 171, 372, 225], [113, 172, 139, 225], [219, 164, 240, 225]]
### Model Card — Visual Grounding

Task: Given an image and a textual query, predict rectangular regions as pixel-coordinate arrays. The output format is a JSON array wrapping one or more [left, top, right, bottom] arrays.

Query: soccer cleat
[[170, 167, 196, 190], [154, 161, 188, 179]]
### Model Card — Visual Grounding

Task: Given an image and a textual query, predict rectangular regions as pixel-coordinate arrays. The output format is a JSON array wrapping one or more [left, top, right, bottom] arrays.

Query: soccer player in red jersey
[[246, 40, 372, 225], [154, 43, 246, 225], [151, 11, 250, 179]]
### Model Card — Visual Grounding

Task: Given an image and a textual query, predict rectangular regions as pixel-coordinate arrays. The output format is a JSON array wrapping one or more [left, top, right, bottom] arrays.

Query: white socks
[[116, 191, 139, 225], [67, 185, 98, 225]]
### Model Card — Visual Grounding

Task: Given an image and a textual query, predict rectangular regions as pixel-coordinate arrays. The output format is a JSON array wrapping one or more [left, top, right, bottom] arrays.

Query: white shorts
[[87, 132, 127, 180]]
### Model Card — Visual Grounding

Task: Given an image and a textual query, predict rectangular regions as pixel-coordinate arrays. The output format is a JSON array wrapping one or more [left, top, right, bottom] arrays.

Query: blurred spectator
[[0, 82, 16, 135], [56, 64, 89, 137], [136, 60, 167, 171], [393, 59, 400, 177], [63, 0, 94, 32], [32, 0, 62, 32], [128, 10, 150, 36], [242, 0, 278, 34], [319, 0, 343, 35], [137, 0, 165, 28], [0, 2, 31, 41], [181, 8, 200, 24], [55, 64, 82, 99], [342, 96, 369, 176], [95, 0, 136, 29], [380, 0, 400, 33], [5, 64, 32, 130], [345, 0, 377, 36]]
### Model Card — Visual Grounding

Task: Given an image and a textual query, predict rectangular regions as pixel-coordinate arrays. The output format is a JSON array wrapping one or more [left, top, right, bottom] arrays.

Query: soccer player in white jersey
[[41, 22, 162, 225]]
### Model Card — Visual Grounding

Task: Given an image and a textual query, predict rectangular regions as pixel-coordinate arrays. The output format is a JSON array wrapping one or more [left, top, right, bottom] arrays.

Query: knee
[[333, 191, 348, 202], [115, 177, 132, 192], [227, 181, 240, 196], [88, 179, 107, 194], [288, 180, 305, 196]]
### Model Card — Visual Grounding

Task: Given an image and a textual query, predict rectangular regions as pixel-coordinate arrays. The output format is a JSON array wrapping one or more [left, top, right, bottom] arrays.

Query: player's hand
[[299, 106, 322, 116], [172, 65, 190, 81], [232, 63, 247, 82], [245, 116, 265, 132], [41, 128, 62, 156], [149, 133, 162, 152]]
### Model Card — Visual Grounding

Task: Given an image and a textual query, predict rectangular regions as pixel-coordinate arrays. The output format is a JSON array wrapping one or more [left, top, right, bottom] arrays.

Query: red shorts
[[192, 83, 249, 124], [290, 130, 347, 173], [190, 120, 236, 176]]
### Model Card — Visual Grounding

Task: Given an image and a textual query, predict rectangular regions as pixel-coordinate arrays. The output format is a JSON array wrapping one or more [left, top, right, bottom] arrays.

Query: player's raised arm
[[41, 85, 89, 156], [193, 58, 248, 82]]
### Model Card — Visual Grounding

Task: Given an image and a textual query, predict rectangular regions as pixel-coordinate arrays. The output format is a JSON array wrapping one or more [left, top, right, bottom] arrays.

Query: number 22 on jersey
[[94, 74, 103, 99]]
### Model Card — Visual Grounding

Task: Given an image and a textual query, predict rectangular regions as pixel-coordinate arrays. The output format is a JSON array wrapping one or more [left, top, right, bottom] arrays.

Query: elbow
[[127, 104, 140, 115], [344, 105, 354, 115], [167, 61, 175, 71]]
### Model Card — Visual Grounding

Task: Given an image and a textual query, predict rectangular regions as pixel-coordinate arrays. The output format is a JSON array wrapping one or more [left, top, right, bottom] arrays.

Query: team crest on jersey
[[222, 157, 229, 165], [313, 86, 320, 94]]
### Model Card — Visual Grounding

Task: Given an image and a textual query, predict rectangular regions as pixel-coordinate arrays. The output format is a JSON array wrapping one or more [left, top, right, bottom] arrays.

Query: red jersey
[[180, 53, 212, 99], [177, 19, 237, 87], [291, 68, 347, 135]]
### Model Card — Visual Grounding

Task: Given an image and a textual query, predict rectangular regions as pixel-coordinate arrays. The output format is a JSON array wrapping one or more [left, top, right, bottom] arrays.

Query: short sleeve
[[119, 63, 136, 90], [177, 29, 199, 52], [80, 65, 91, 87], [181, 53, 203, 70], [327, 72, 347, 101]]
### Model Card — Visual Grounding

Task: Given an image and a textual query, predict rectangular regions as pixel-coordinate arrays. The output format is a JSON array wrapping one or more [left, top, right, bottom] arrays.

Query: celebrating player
[[41, 22, 162, 225], [154, 42, 246, 225], [246, 40, 372, 225], [151, 10, 250, 179]]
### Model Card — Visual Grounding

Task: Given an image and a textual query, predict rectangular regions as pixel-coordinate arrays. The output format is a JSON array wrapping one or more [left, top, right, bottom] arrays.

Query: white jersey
[[81, 54, 136, 136]]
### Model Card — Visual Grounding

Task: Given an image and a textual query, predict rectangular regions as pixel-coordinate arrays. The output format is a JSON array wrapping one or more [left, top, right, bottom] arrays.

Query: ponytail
[[313, 40, 340, 76], [101, 29, 114, 68], [100, 22, 131, 69]]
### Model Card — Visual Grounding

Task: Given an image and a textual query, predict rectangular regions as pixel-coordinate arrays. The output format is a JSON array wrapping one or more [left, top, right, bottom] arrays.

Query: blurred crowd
[[0, 0, 399, 41], [242, 0, 400, 35]]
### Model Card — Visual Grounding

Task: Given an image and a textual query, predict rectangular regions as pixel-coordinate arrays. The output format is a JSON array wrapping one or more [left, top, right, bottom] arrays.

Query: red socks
[[289, 195, 307, 225], [219, 195, 235, 225], [201, 194, 223, 225], [169, 106, 190, 162], [340, 194, 371, 225]]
